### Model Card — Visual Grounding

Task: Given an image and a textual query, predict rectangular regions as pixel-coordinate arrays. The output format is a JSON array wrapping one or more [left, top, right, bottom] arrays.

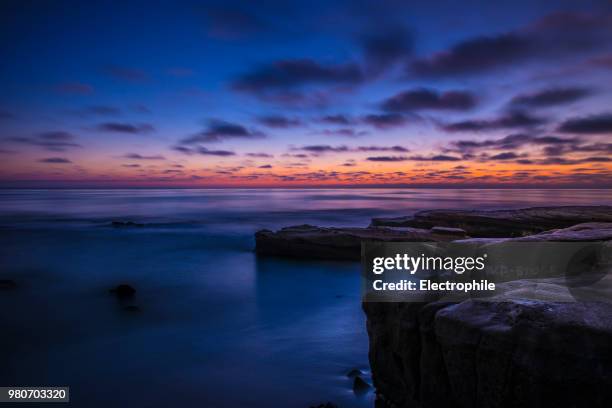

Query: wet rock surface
[[255, 224, 461, 260], [371, 206, 612, 237]]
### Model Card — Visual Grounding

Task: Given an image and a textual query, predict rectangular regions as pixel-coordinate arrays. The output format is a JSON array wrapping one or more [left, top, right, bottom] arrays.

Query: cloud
[[296, 145, 350, 153], [359, 25, 413, 69], [4, 131, 81, 151], [557, 113, 612, 134], [318, 128, 369, 137], [448, 134, 580, 152], [122, 153, 165, 160], [509, 87, 591, 108], [409, 12, 612, 77], [258, 164, 273, 168], [257, 115, 302, 128], [361, 113, 409, 129], [356, 145, 409, 152], [292, 145, 409, 154], [55, 82, 94, 95], [174, 146, 236, 156], [102, 65, 148, 82], [39, 157, 71, 163], [232, 59, 364, 93], [381, 88, 476, 112], [490, 152, 521, 160], [246, 152, 274, 158], [205, 7, 269, 39], [181, 120, 265, 144], [407, 155, 462, 161], [319, 114, 352, 125], [0, 110, 16, 120], [442, 112, 546, 132], [122, 164, 141, 168], [97, 122, 154, 134], [367, 156, 409, 162], [82, 105, 121, 116]]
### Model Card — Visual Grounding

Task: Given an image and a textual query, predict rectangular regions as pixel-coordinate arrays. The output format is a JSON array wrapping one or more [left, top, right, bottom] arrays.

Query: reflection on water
[[0, 189, 610, 407]]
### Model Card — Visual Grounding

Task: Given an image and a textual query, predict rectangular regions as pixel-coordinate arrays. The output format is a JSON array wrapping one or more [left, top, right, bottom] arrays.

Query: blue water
[[0, 189, 611, 408]]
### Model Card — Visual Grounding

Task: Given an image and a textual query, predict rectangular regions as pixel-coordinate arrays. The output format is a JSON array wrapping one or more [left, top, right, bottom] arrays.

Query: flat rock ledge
[[364, 277, 612, 408], [371, 205, 612, 237], [255, 224, 464, 261]]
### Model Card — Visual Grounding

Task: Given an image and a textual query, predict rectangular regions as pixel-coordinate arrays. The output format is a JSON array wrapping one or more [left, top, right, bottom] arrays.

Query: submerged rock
[[309, 403, 338, 408], [255, 224, 460, 260], [371, 206, 612, 237], [109, 284, 136, 299], [0, 279, 17, 289]]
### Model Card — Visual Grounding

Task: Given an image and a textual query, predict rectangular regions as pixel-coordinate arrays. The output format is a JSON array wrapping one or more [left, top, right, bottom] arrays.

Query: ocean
[[1, 189, 610, 407]]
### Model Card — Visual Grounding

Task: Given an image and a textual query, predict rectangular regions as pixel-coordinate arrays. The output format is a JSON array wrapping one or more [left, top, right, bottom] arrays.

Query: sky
[[0, 0, 611, 188]]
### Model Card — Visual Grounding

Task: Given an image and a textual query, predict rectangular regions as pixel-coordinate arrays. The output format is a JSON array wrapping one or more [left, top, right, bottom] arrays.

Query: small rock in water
[[353, 376, 371, 394], [109, 284, 136, 299], [346, 368, 363, 378], [309, 403, 338, 408], [0, 279, 17, 289]]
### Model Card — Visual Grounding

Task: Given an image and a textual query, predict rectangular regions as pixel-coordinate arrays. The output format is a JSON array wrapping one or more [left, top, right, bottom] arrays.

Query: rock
[[255, 224, 460, 261], [363, 277, 612, 408], [353, 376, 371, 394], [309, 403, 338, 408], [457, 222, 612, 244], [109, 284, 136, 299], [430, 226, 467, 237], [346, 368, 363, 378], [0, 279, 17, 289], [371, 206, 612, 237], [111, 221, 145, 228]]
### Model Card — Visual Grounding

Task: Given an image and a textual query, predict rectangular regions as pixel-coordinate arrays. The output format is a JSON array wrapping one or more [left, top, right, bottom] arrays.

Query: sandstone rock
[[363, 277, 612, 408], [458, 222, 612, 244], [371, 206, 612, 237], [255, 224, 459, 260]]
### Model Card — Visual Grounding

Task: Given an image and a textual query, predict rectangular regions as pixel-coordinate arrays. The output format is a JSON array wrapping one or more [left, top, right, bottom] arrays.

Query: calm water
[[1, 189, 611, 408]]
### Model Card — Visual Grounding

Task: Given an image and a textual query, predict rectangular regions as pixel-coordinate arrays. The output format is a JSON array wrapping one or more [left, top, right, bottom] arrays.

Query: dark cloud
[[409, 12, 612, 77], [448, 134, 580, 152], [319, 114, 352, 125], [102, 65, 148, 82], [367, 156, 409, 162], [509, 87, 591, 108], [232, 59, 364, 92], [97, 122, 154, 134], [258, 164, 273, 168], [4, 131, 80, 151], [122, 164, 141, 168], [257, 115, 302, 128], [381, 88, 476, 112], [356, 145, 409, 152], [181, 120, 265, 144], [296, 145, 350, 153], [55, 82, 94, 95], [205, 7, 269, 39], [318, 128, 369, 137], [122, 153, 165, 160], [490, 152, 521, 160], [408, 155, 462, 162], [557, 113, 612, 134], [83, 105, 121, 116], [246, 152, 274, 158], [442, 111, 546, 132], [361, 113, 409, 129], [359, 25, 413, 69], [39, 157, 71, 163], [174, 146, 236, 156]]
